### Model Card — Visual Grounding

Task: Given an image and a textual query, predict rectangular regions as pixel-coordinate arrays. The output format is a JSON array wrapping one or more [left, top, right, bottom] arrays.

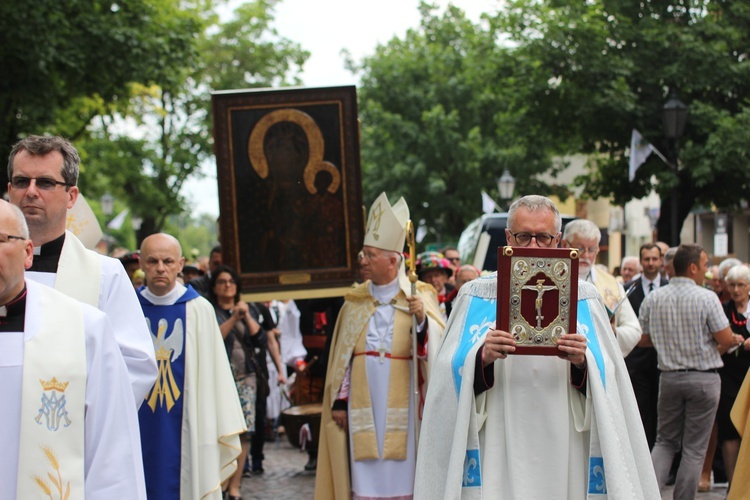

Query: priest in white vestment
[[7, 135, 157, 406], [414, 195, 658, 500], [137, 233, 246, 499], [0, 200, 146, 499], [315, 193, 445, 500], [561, 219, 641, 357]]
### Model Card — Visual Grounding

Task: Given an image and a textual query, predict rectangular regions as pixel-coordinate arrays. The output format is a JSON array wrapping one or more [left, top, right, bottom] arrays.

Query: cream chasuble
[[54, 230, 101, 306], [137, 284, 245, 499]]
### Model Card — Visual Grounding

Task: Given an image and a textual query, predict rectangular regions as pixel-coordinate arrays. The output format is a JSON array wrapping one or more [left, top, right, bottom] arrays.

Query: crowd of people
[[3, 134, 750, 500]]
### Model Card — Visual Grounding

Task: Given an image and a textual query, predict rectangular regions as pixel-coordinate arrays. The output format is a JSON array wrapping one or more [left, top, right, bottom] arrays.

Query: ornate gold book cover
[[496, 246, 579, 355]]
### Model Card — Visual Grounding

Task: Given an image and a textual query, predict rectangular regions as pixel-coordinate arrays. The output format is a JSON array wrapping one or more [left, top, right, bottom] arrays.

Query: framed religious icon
[[497, 246, 579, 355], [212, 86, 364, 299]]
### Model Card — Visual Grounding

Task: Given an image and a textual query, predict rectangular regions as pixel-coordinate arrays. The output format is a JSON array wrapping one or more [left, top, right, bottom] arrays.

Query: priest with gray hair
[[414, 195, 658, 499], [562, 219, 641, 357], [315, 192, 445, 500]]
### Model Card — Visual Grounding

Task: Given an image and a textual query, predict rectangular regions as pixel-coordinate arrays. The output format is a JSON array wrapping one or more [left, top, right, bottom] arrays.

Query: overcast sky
[[185, 0, 498, 217]]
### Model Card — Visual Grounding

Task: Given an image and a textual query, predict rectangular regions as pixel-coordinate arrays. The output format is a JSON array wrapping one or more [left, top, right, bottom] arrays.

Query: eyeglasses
[[576, 246, 599, 255], [508, 230, 556, 247], [727, 282, 749, 289], [0, 232, 26, 243], [10, 176, 73, 190], [216, 279, 236, 286], [358, 250, 383, 261]]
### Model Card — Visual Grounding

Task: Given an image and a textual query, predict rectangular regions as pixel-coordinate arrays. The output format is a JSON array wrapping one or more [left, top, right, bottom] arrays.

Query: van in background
[[457, 213, 578, 272]]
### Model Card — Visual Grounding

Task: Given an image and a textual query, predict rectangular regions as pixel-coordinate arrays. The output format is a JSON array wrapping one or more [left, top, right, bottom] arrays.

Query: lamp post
[[100, 192, 114, 222], [497, 170, 516, 211], [100, 192, 115, 253], [661, 93, 688, 246]]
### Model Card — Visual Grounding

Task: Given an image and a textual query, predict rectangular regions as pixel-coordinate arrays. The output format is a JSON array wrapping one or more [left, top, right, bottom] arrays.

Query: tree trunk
[[656, 171, 696, 247], [136, 216, 159, 248]]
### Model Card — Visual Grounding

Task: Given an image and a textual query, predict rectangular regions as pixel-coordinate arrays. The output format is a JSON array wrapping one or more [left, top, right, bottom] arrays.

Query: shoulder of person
[[623, 277, 641, 288], [191, 293, 218, 315], [188, 274, 208, 289], [416, 280, 438, 296], [344, 281, 371, 302]]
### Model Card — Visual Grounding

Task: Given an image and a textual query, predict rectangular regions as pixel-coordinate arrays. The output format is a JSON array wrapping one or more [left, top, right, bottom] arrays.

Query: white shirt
[[641, 275, 661, 295]]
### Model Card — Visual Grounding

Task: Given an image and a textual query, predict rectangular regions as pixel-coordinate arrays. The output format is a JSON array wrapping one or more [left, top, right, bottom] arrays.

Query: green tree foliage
[[354, 3, 572, 242], [494, 0, 750, 245], [0, 0, 199, 186], [79, 0, 308, 244], [72, 0, 308, 241], [357, 1, 750, 245], [2, 0, 307, 246], [172, 213, 219, 260]]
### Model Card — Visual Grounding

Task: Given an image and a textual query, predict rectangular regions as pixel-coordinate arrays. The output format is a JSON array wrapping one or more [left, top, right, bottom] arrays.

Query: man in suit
[[624, 243, 669, 449]]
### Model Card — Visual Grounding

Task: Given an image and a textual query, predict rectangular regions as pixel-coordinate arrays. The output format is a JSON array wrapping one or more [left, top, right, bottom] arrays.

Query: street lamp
[[662, 93, 688, 141], [100, 192, 114, 221], [99, 192, 115, 253], [661, 92, 689, 246], [497, 170, 516, 211]]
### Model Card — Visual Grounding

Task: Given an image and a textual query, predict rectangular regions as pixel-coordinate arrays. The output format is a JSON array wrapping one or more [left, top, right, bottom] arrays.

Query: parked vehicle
[[457, 213, 578, 271]]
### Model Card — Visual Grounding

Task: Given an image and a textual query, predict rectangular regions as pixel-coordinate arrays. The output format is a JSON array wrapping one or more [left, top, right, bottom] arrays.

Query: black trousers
[[625, 346, 660, 449], [250, 393, 267, 464]]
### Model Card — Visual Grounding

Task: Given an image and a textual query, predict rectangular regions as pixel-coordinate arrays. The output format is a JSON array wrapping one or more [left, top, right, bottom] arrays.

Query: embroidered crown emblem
[[36, 378, 72, 431], [39, 377, 69, 392]]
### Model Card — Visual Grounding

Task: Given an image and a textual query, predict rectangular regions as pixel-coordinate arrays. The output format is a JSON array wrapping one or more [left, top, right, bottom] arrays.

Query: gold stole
[[55, 231, 101, 307], [350, 296, 412, 461], [17, 283, 87, 498], [593, 269, 622, 311]]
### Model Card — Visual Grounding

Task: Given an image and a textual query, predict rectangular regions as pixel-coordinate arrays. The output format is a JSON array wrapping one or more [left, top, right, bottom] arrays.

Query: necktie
[[649, 282, 654, 293]]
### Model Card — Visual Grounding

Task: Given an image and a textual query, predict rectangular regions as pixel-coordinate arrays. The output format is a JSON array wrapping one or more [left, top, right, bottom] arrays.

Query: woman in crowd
[[210, 265, 262, 500], [719, 264, 750, 486]]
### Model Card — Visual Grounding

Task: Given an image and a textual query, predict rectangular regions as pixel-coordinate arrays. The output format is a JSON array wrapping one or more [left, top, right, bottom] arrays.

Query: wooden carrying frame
[[497, 246, 579, 355], [212, 86, 364, 300]]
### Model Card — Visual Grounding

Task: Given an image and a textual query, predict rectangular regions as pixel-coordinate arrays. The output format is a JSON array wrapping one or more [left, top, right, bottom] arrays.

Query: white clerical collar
[[582, 265, 596, 284], [370, 276, 400, 304], [141, 283, 187, 306]]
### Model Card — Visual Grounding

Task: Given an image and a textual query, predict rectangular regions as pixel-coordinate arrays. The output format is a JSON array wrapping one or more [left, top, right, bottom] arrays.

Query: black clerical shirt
[[0, 288, 27, 332], [28, 233, 66, 273]]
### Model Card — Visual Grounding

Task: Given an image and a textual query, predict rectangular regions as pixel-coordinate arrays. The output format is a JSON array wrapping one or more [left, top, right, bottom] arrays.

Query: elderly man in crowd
[[562, 219, 641, 357], [620, 255, 642, 284], [414, 195, 658, 499], [315, 193, 445, 500], [445, 265, 481, 319]]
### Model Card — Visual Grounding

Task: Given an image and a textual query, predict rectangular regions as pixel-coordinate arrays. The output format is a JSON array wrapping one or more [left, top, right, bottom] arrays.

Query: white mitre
[[363, 192, 409, 252]]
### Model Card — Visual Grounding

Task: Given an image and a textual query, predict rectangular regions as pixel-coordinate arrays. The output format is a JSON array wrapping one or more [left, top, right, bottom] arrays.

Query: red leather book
[[497, 246, 579, 355]]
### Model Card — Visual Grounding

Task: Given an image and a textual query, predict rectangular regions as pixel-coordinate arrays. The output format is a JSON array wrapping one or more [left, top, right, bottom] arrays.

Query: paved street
[[240, 439, 730, 499], [663, 482, 728, 500], [240, 438, 315, 500]]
